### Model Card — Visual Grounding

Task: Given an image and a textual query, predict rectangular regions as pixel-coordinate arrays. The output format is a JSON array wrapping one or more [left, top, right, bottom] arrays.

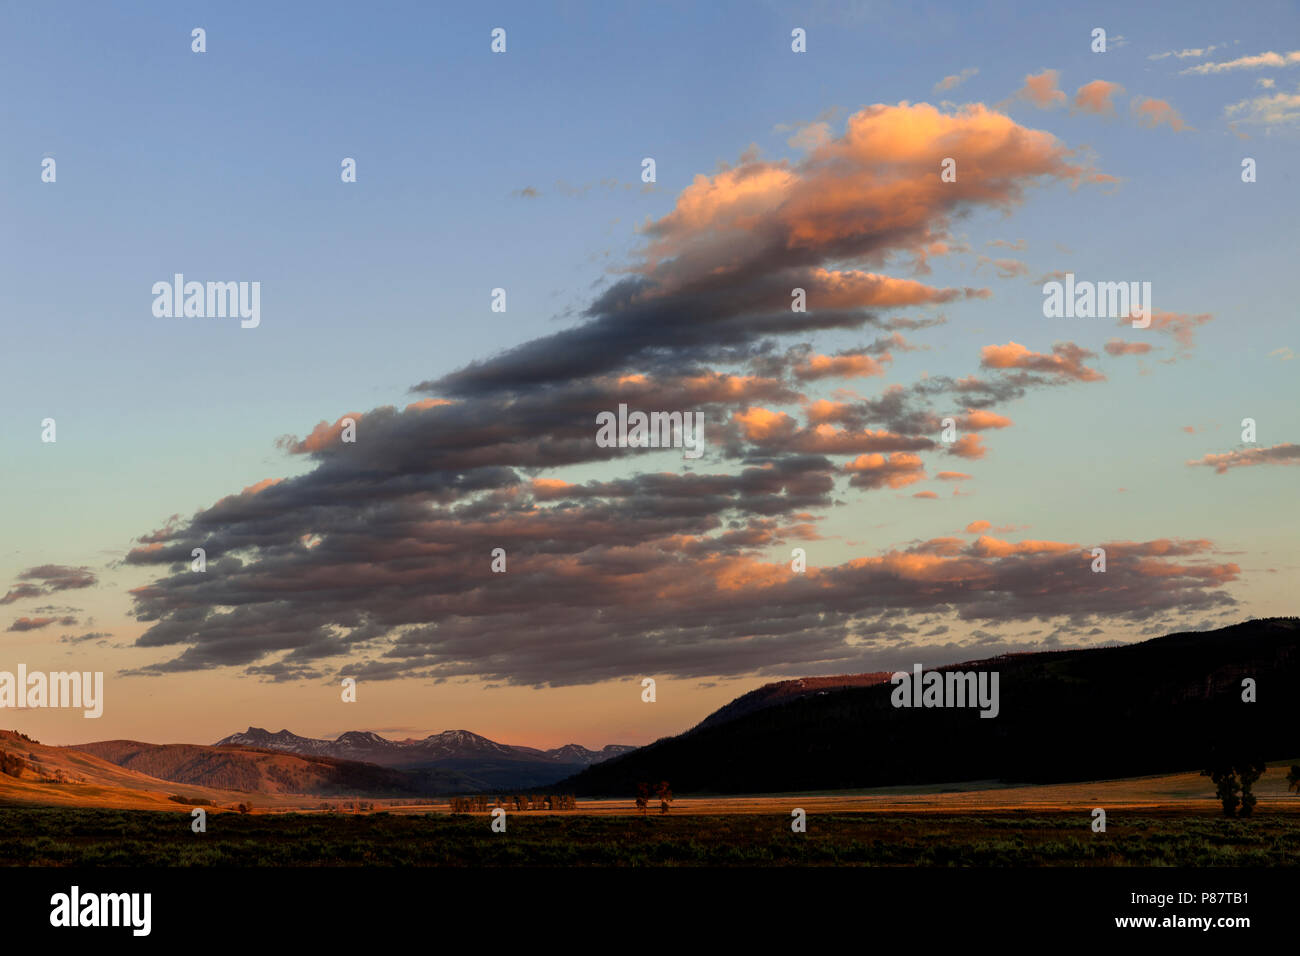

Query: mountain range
[[212, 727, 635, 790], [28, 617, 1298, 803], [68, 738, 469, 797]]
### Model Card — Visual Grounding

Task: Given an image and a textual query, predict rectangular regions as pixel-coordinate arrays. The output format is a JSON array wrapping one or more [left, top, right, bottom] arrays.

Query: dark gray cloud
[[1, 565, 97, 604]]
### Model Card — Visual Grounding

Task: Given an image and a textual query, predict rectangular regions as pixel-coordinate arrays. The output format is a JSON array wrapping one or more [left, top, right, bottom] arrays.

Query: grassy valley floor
[[2, 807, 1299, 866]]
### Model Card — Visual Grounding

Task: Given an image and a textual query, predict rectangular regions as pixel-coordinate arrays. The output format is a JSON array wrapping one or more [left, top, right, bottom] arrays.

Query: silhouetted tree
[[1287, 766, 1300, 794], [656, 781, 674, 814], [1202, 766, 1241, 817], [1238, 760, 1266, 817], [635, 782, 650, 815], [1202, 756, 1266, 818]]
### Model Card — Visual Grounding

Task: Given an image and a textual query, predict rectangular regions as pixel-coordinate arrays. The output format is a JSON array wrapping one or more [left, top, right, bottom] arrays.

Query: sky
[[1, 0, 1298, 749]]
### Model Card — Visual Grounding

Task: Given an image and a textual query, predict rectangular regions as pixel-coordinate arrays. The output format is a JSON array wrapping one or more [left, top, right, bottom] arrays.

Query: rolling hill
[[561, 617, 1300, 796], [0, 730, 257, 810], [67, 740, 477, 797]]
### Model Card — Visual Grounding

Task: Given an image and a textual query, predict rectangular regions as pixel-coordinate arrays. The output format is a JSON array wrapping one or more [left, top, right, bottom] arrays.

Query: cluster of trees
[[635, 782, 673, 815], [0, 753, 25, 778], [1201, 759, 1266, 817], [449, 794, 577, 812], [314, 800, 377, 812]]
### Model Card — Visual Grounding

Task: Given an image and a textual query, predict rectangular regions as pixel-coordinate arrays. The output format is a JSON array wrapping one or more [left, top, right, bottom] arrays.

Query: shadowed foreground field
[[3, 808, 1299, 866]]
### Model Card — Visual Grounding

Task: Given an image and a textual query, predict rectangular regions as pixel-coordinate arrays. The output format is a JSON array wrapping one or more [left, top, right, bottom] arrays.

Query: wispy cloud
[[1225, 87, 1300, 128], [1188, 443, 1300, 474], [1182, 50, 1300, 75], [1131, 96, 1192, 131], [1149, 46, 1218, 61], [934, 67, 978, 93]]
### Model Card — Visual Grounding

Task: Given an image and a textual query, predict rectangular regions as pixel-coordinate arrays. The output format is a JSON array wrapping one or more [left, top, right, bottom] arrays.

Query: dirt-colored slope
[[0, 730, 253, 810], [68, 739, 426, 796]]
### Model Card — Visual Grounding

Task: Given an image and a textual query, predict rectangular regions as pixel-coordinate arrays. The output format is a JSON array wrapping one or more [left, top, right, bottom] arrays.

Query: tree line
[[449, 794, 578, 812]]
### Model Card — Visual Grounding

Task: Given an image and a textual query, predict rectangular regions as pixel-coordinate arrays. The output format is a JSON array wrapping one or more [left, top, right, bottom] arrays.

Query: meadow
[[2, 807, 1298, 867]]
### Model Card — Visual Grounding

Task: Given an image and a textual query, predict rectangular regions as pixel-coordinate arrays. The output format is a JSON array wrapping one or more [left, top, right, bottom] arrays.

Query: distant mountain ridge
[[214, 727, 635, 790], [69, 739, 471, 796]]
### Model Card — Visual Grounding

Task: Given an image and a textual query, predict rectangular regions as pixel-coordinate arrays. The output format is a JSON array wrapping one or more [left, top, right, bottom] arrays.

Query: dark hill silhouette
[[692, 673, 895, 732], [561, 618, 1300, 796]]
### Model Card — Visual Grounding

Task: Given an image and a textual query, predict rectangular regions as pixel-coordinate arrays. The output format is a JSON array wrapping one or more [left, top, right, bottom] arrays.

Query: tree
[[1202, 766, 1241, 817], [1202, 757, 1266, 818], [1287, 766, 1300, 794], [635, 782, 650, 815], [0, 753, 25, 778], [656, 781, 674, 815], [1238, 760, 1266, 817]]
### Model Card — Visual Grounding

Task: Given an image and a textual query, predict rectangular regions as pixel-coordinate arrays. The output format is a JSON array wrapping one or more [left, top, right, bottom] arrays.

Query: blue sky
[[1, 0, 1297, 746]]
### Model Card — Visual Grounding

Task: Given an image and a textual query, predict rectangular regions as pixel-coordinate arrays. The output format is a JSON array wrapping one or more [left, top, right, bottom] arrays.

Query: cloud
[[1104, 339, 1154, 356], [976, 256, 1029, 279], [934, 67, 978, 93], [980, 341, 1104, 382], [1269, 347, 1294, 361], [787, 121, 833, 152], [964, 520, 991, 533], [60, 631, 111, 644], [115, 101, 1226, 687], [0, 584, 45, 605], [732, 406, 798, 441], [1188, 443, 1300, 474], [1120, 310, 1213, 359], [17, 565, 96, 590], [1073, 80, 1124, 115], [793, 351, 891, 381], [421, 103, 1101, 399], [1224, 88, 1300, 128], [1182, 50, 1300, 75], [7, 615, 77, 632], [1010, 69, 1066, 109], [843, 452, 927, 489], [1131, 96, 1191, 131], [956, 409, 1012, 431], [946, 435, 988, 459], [1, 565, 97, 604], [1149, 46, 1218, 61]]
